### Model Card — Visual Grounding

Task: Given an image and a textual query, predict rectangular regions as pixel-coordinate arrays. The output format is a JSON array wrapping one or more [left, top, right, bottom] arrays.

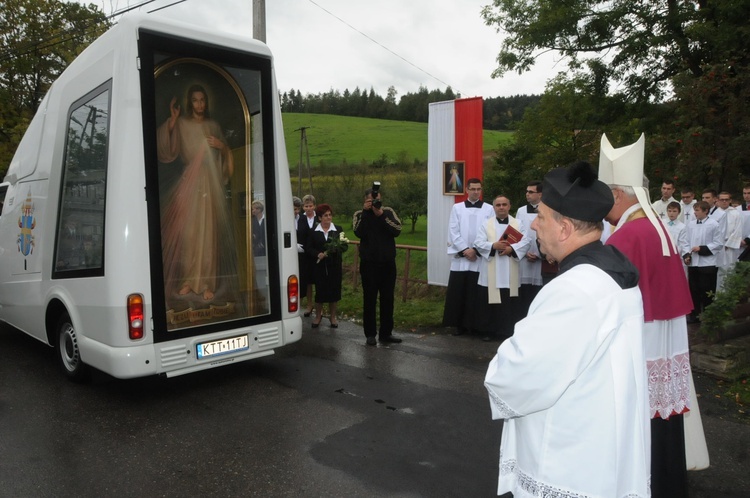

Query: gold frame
[[154, 57, 262, 324], [443, 161, 465, 195]]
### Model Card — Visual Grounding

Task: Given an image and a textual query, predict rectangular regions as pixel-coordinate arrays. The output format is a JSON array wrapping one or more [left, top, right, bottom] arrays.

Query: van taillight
[[127, 294, 144, 340], [288, 275, 299, 313]]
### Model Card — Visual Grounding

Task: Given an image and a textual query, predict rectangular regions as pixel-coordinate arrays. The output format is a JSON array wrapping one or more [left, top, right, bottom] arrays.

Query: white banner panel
[[427, 100, 456, 286]]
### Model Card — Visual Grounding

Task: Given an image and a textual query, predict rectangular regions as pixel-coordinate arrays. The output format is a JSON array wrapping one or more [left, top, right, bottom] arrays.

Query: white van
[[0, 14, 302, 380]]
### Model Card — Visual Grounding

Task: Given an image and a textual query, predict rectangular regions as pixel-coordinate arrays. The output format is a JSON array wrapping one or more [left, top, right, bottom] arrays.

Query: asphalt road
[[0, 319, 748, 497]]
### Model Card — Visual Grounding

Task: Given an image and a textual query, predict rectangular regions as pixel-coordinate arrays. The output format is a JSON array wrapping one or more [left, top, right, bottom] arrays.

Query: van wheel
[[55, 313, 90, 382]]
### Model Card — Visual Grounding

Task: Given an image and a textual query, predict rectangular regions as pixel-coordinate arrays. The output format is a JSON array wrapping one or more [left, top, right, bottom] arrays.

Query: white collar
[[315, 223, 337, 233]]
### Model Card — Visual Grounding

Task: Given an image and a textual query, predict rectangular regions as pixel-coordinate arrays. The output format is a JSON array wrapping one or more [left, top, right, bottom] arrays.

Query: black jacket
[[352, 207, 402, 262]]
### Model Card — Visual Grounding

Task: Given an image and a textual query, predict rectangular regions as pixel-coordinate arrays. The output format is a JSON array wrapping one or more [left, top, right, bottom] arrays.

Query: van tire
[[55, 312, 90, 382]]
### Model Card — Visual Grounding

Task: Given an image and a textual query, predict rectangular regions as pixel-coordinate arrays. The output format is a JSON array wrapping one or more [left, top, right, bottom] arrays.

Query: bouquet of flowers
[[318, 232, 350, 263]]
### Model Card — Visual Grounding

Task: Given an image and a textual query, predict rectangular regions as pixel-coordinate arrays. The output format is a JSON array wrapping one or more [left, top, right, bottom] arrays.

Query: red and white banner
[[427, 97, 483, 286]]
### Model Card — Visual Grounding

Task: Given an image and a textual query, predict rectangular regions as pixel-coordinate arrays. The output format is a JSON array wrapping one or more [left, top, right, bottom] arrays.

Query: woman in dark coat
[[306, 203, 348, 327], [297, 194, 318, 316]]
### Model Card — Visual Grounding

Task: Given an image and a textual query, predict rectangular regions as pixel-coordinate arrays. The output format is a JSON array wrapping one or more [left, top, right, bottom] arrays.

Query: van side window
[[53, 85, 110, 277], [0, 184, 8, 215]]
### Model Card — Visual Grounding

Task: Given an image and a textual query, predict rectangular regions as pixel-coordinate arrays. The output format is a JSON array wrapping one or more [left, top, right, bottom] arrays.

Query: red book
[[501, 225, 523, 244]]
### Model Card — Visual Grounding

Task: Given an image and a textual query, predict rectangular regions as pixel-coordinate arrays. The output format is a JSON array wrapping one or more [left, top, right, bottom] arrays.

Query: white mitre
[[599, 133, 672, 256]]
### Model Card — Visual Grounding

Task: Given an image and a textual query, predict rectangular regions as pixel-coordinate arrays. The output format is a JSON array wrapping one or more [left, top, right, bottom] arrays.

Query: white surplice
[[485, 264, 650, 498], [515, 204, 543, 286], [447, 200, 494, 272]]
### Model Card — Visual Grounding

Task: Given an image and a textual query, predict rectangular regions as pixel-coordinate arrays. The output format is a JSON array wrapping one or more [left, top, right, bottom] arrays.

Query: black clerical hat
[[542, 161, 613, 222]]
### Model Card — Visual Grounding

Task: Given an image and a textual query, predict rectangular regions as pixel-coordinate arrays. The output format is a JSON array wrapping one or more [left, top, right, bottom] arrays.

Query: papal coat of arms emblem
[[17, 190, 35, 256]]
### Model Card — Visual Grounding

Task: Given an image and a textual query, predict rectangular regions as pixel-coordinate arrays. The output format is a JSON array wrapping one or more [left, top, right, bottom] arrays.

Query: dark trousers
[[360, 260, 397, 338], [475, 286, 517, 339], [651, 414, 688, 498], [442, 270, 480, 331], [688, 266, 717, 317]]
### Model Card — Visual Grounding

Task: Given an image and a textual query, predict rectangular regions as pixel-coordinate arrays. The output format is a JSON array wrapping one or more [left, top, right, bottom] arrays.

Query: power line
[[307, 0, 461, 94]]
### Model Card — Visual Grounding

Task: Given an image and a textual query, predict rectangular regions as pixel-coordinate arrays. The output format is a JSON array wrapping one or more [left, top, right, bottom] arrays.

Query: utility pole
[[253, 0, 266, 42], [254, 0, 312, 197], [295, 127, 313, 197]]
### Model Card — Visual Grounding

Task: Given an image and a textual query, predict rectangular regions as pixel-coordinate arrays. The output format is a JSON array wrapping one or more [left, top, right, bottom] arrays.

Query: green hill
[[280, 113, 513, 168]]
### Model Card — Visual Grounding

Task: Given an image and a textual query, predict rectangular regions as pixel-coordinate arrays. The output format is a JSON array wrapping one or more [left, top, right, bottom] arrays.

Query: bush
[[700, 261, 750, 342]]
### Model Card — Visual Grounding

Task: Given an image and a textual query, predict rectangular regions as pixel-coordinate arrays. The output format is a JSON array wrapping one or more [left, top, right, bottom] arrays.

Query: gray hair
[[609, 184, 637, 198], [302, 194, 316, 205], [609, 174, 649, 198], [293, 196, 302, 208]]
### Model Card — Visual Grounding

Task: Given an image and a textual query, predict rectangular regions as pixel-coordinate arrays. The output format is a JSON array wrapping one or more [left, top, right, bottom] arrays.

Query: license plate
[[196, 334, 249, 359]]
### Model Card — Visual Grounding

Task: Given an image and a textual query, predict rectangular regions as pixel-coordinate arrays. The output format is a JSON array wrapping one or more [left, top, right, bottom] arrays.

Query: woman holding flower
[[306, 204, 348, 327]]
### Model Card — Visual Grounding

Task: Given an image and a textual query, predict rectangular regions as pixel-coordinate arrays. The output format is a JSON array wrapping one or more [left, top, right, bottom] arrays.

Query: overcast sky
[[82, 0, 561, 99]]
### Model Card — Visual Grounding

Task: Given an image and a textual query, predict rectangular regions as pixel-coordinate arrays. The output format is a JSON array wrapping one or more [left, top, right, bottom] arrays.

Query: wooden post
[[402, 248, 411, 302]]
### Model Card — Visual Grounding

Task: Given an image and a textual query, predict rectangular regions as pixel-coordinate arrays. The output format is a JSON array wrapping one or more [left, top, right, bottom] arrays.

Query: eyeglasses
[[526, 190, 538, 194]]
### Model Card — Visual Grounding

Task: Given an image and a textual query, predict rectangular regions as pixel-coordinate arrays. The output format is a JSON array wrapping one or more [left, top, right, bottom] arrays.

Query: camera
[[371, 181, 382, 209]]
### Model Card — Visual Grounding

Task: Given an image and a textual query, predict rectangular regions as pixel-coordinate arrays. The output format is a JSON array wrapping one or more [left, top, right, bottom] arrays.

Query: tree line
[[4, 0, 748, 209], [481, 0, 750, 201], [280, 86, 540, 130]]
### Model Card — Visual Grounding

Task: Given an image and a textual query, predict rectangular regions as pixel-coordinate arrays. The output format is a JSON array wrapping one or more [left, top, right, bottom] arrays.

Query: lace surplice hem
[[498, 453, 648, 498], [487, 389, 522, 419], [647, 351, 692, 419]]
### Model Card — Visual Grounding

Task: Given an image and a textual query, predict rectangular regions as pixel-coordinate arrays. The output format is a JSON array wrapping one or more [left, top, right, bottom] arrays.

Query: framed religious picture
[[443, 161, 465, 195], [153, 56, 255, 329]]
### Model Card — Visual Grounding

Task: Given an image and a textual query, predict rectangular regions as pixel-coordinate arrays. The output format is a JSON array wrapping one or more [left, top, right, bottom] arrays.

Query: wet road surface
[[0, 319, 747, 497]]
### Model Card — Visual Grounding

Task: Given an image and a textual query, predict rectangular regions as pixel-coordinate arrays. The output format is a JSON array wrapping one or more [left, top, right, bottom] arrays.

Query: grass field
[[282, 113, 513, 167]]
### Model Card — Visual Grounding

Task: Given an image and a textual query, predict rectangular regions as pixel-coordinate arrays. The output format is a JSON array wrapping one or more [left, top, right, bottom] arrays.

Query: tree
[[651, 63, 750, 193], [491, 72, 634, 183], [391, 171, 427, 233], [0, 0, 109, 171], [483, 94, 541, 130], [480, 0, 748, 103]]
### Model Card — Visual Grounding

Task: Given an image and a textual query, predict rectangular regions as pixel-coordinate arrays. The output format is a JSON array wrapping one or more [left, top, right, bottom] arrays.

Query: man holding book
[[474, 195, 530, 342]]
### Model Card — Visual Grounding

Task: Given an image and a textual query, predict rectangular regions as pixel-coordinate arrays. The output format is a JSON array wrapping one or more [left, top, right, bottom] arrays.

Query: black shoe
[[303, 311, 312, 317], [366, 337, 377, 346], [311, 319, 321, 328], [379, 336, 402, 344]]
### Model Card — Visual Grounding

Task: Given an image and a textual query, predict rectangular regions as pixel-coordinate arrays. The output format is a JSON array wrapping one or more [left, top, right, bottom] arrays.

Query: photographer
[[353, 183, 403, 345]]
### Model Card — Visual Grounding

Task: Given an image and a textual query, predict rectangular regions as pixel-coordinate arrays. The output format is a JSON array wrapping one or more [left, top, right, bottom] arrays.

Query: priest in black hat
[[484, 161, 650, 498]]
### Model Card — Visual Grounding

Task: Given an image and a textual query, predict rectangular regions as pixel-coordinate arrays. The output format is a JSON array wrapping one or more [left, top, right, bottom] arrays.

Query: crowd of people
[[477, 133, 750, 497], [444, 173, 750, 343], [293, 134, 749, 495], [294, 186, 403, 345]]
